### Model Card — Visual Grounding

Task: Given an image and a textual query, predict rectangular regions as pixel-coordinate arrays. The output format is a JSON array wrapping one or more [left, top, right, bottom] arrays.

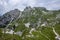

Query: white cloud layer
[[0, 0, 60, 15]]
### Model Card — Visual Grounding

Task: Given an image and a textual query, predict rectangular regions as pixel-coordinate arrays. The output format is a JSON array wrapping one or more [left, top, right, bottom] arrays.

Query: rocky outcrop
[[0, 9, 20, 28]]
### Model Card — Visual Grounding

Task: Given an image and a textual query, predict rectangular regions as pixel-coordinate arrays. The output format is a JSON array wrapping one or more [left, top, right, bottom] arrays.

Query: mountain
[[0, 9, 20, 28], [0, 6, 60, 40], [9, 7, 60, 40]]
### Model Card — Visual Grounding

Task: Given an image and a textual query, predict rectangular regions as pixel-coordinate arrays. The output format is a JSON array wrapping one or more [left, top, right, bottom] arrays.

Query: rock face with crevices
[[0, 9, 20, 28]]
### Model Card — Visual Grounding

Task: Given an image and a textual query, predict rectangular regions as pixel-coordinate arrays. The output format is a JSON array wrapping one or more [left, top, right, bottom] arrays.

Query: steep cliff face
[[0, 9, 20, 28]]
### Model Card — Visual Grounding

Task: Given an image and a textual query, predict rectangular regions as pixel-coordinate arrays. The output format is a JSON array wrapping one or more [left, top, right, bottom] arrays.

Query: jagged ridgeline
[[0, 9, 20, 28], [0, 6, 60, 40]]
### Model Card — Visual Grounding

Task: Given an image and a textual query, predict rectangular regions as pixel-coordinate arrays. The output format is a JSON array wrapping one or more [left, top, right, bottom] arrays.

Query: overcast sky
[[0, 0, 60, 15]]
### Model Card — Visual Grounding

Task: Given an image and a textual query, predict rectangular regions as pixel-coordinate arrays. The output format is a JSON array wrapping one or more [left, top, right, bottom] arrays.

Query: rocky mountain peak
[[0, 9, 20, 28]]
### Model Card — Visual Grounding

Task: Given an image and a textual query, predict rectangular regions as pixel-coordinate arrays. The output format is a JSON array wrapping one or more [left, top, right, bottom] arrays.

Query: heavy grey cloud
[[0, 0, 60, 15]]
